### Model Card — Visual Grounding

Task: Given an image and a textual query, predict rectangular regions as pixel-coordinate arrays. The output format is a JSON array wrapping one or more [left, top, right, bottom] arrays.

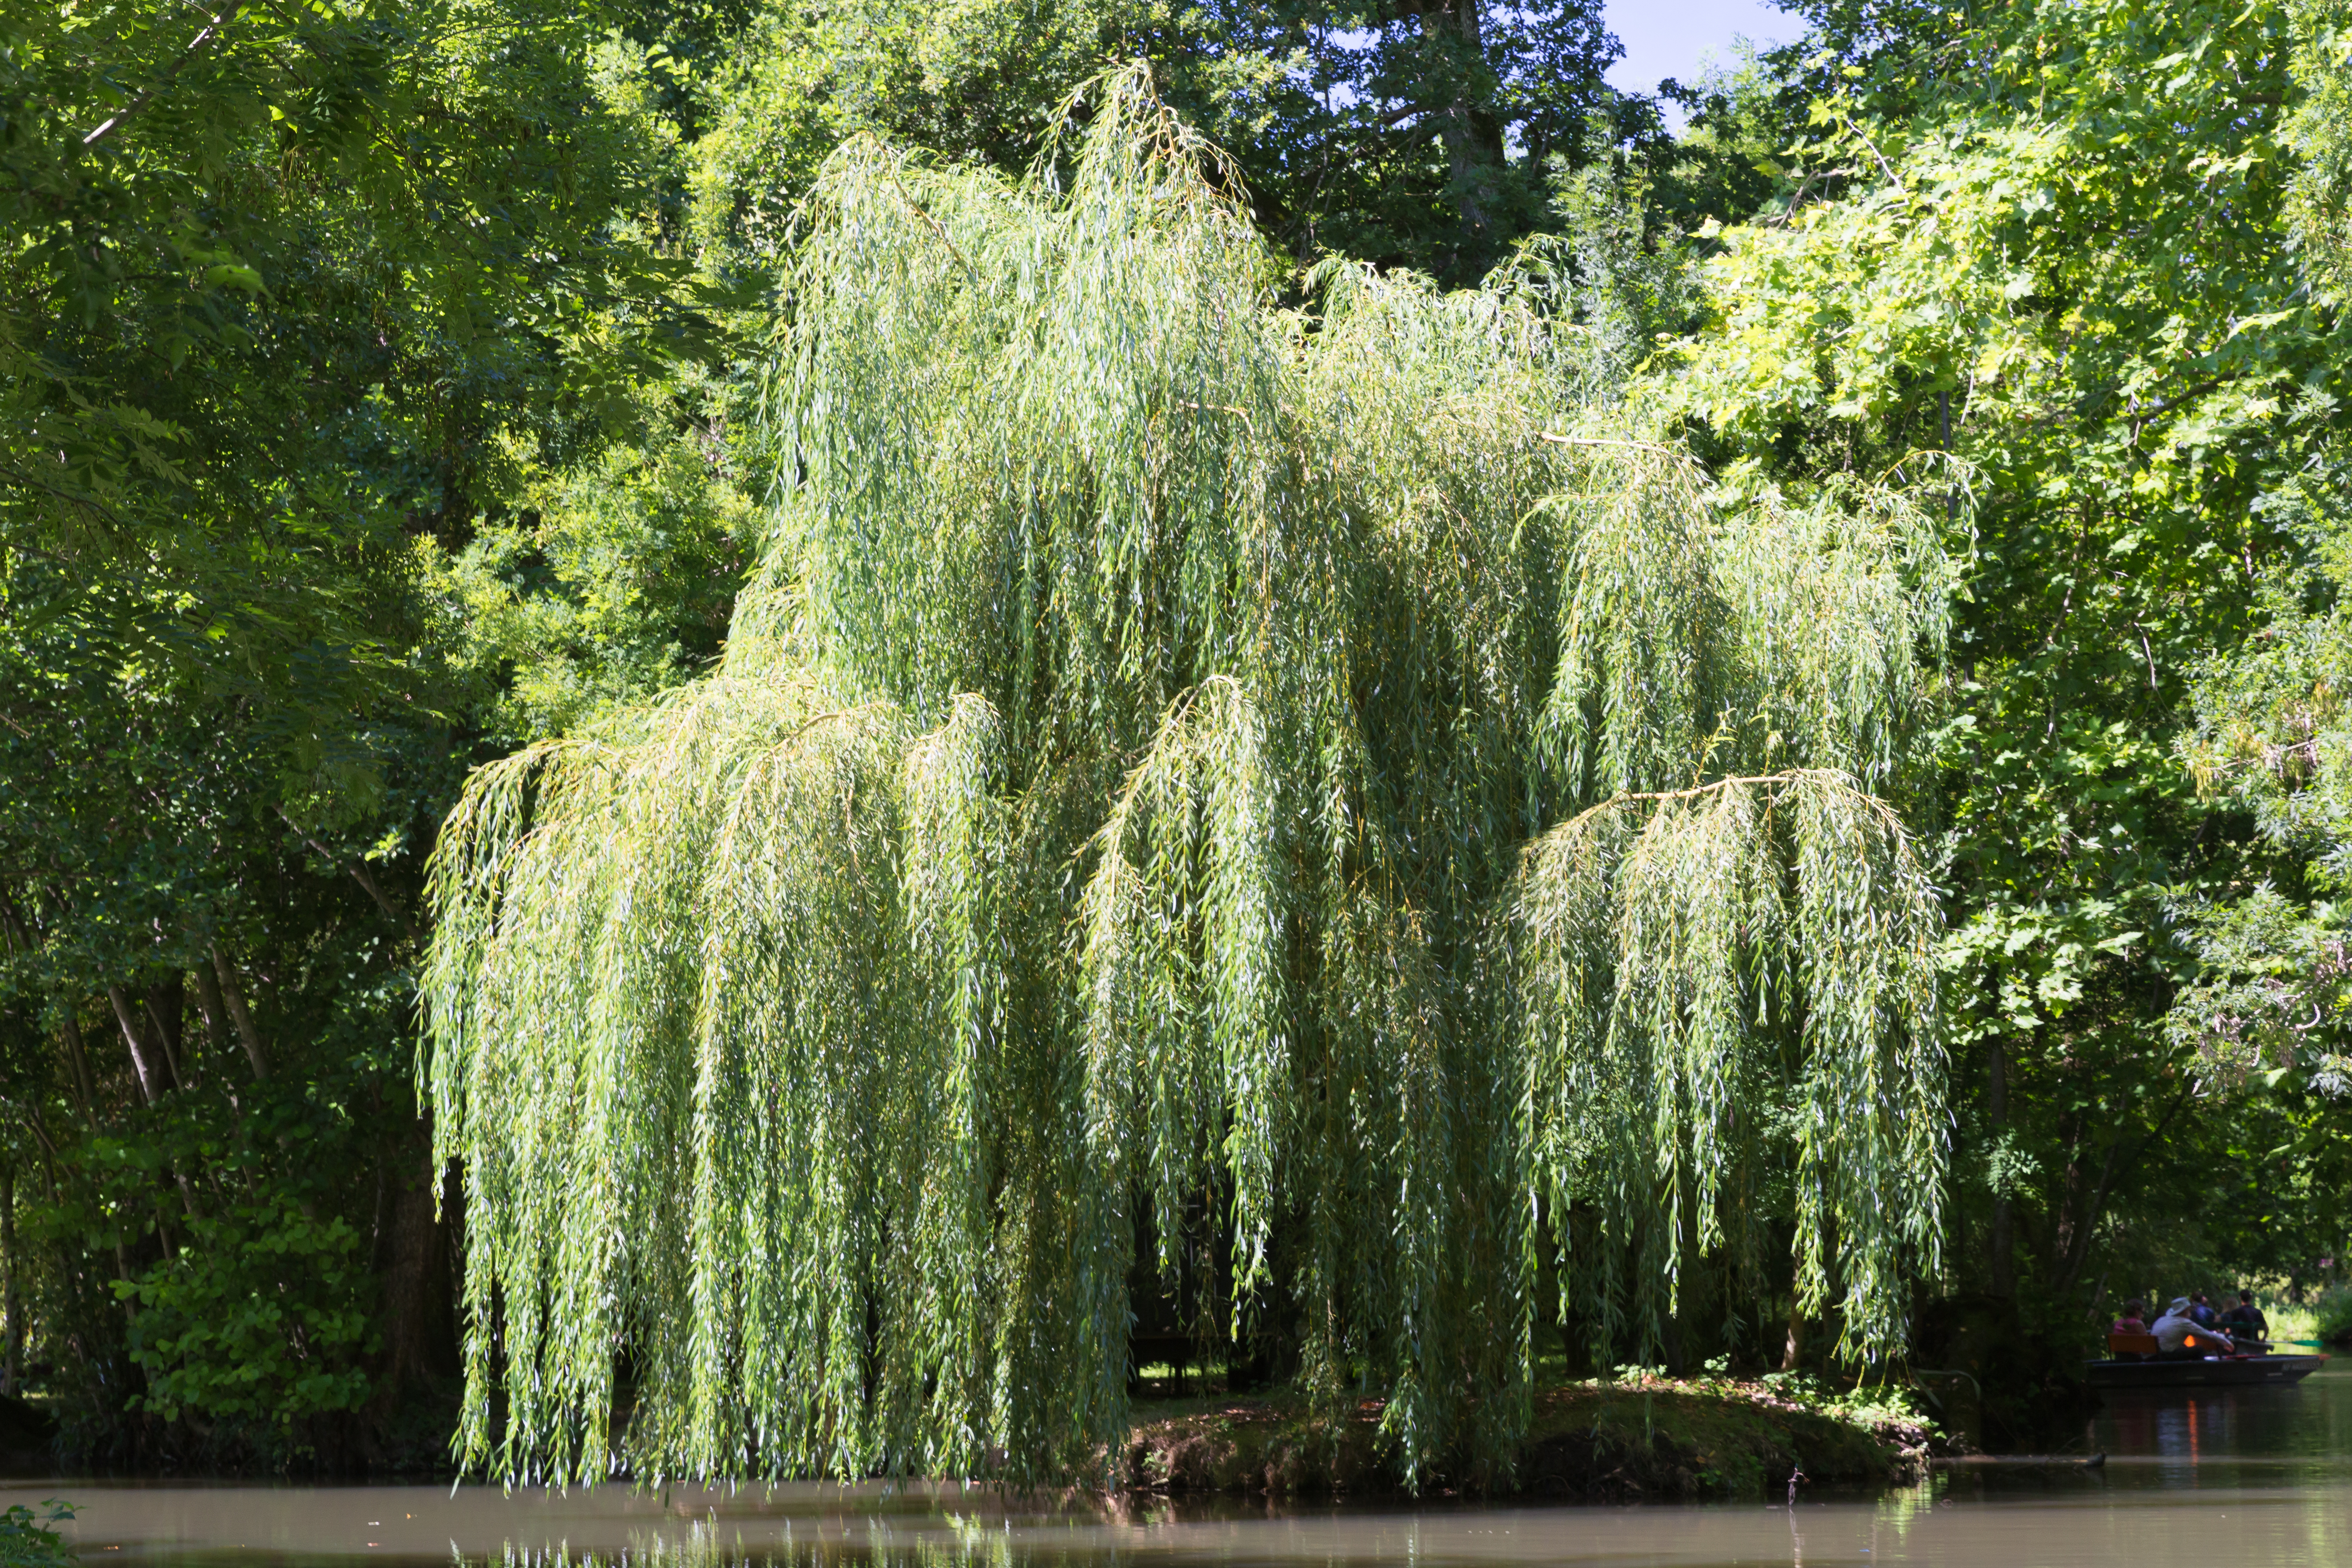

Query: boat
[[2085, 1328, 2328, 1389]]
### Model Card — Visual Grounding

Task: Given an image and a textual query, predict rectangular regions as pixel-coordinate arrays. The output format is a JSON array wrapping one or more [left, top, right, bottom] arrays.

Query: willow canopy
[[423, 71, 1955, 1489]]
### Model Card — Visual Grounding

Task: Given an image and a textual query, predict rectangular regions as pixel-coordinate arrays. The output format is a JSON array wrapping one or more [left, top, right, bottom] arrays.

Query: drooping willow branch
[[423, 65, 1956, 1491], [1513, 769, 1944, 1364]]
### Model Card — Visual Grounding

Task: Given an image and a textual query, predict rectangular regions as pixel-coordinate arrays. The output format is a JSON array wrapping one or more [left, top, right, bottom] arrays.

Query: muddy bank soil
[[1115, 1376, 1927, 1501]]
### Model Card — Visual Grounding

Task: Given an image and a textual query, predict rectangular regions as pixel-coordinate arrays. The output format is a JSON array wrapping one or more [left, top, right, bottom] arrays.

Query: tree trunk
[[58, 1011, 97, 1126], [0, 1163, 19, 1396], [2054, 1083, 2192, 1301], [1406, 0, 1507, 267], [107, 986, 165, 1104], [2052, 1122, 2120, 1300], [370, 1142, 461, 1414], [208, 945, 270, 1080], [108, 986, 201, 1216], [193, 959, 226, 1054], [1988, 1036, 2014, 1298], [143, 975, 185, 1089]]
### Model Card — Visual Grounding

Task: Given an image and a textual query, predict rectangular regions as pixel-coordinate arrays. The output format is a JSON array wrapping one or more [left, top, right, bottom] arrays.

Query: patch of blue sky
[[1305, 7, 1797, 134], [1605, 0, 1792, 127]]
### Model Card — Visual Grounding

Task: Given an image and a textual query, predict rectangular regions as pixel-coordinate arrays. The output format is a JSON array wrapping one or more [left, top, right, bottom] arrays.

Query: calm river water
[[9, 1364, 2348, 1568]]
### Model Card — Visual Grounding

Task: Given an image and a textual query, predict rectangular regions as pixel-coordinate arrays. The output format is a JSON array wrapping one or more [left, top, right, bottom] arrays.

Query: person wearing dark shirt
[[2190, 1292, 2219, 1328], [2218, 1289, 2269, 1344]]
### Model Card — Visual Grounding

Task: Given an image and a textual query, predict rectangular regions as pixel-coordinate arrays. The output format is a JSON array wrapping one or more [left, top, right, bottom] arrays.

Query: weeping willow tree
[[423, 69, 1956, 1489]]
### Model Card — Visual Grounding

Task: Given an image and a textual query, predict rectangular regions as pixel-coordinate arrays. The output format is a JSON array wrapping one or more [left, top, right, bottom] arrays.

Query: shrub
[[0, 1502, 75, 1568], [2312, 1285, 2352, 1346]]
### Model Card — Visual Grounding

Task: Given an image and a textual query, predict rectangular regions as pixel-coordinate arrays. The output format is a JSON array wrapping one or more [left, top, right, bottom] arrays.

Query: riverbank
[[0, 1377, 1926, 1497], [1116, 1373, 1931, 1501]]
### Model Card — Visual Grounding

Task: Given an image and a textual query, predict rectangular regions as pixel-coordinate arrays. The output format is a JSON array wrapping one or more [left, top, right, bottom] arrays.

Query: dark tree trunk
[[208, 946, 270, 1080], [1, 1163, 19, 1395], [143, 975, 185, 1089], [58, 1012, 98, 1126], [371, 1141, 460, 1413], [107, 986, 167, 1104], [1404, 0, 1507, 267], [2053, 1084, 2193, 1301], [1987, 1036, 2014, 1298], [2051, 1114, 2116, 1300]]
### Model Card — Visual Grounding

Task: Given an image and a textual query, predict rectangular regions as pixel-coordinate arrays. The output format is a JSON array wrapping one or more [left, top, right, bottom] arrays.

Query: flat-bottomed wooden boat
[[2085, 1328, 2327, 1389]]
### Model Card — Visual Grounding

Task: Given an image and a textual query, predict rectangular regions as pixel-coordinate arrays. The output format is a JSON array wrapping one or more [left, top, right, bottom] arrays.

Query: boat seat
[[2107, 1330, 2161, 1359]]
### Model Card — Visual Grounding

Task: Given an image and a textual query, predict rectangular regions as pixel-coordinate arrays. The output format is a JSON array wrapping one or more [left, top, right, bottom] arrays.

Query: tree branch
[[1534, 769, 1908, 849], [1538, 433, 1687, 457], [1845, 118, 1901, 188], [82, 2, 248, 148], [276, 806, 419, 942]]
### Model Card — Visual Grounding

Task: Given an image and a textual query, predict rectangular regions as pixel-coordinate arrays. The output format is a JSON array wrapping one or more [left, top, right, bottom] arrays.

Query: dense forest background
[[4, 0, 2352, 1474]]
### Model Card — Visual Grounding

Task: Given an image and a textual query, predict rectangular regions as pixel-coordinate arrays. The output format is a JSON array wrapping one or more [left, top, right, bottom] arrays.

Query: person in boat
[[2189, 1291, 2219, 1328], [2152, 1297, 2230, 1355], [2112, 1299, 2149, 1334], [2218, 1289, 2269, 1345]]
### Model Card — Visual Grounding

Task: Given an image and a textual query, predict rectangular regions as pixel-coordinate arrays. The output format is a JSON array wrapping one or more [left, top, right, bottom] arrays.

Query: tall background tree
[[0, 0, 743, 1465], [1661, 0, 2352, 1405], [680, 0, 1632, 282]]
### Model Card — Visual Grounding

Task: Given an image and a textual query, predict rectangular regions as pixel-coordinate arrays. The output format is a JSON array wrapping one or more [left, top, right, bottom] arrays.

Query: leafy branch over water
[[0, 1502, 76, 1568]]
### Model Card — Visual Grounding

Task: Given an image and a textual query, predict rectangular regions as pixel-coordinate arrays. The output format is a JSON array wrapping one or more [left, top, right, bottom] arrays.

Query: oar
[[2216, 1336, 2332, 1352]]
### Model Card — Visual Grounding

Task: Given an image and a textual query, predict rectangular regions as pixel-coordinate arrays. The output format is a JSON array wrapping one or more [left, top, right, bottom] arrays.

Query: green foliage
[[0, 863, 437, 1465], [14, 0, 2352, 1487], [2313, 1283, 2352, 1342], [1647, 46, 1817, 232], [2161, 891, 2352, 1097], [2288, 0, 2352, 302], [115, 1193, 375, 1430], [684, 0, 1244, 261], [678, 0, 1634, 283], [430, 395, 755, 746], [1538, 159, 1703, 381], [2169, 457, 2352, 1099], [0, 0, 749, 1469], [1666, 0, 2352, 1314], [1239, 0, 1631, 276], [1, 0, 704, 770], [423, 70, 1956, 1489], [1749, 1368, 1930, 1432], [0, 1502, 75, 1568]]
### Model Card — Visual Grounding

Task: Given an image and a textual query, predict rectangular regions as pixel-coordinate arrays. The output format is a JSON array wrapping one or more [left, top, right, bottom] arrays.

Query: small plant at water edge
[[0, 1502, 76, 1568]]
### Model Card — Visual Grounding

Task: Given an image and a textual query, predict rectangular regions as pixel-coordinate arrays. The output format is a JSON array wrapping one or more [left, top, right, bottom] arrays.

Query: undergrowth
[[0, 1503, 75, 1568], [2313, 1286, 2352, 1344]]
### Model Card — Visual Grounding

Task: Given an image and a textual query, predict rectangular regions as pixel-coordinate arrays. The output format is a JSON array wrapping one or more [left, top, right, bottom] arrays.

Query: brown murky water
[[9, 1364, 2348, 1568]]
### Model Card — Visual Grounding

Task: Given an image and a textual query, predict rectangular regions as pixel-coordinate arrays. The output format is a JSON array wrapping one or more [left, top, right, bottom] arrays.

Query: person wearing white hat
[[2151, 1296, 2224, 1355]]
